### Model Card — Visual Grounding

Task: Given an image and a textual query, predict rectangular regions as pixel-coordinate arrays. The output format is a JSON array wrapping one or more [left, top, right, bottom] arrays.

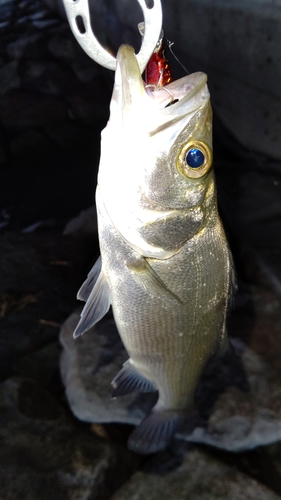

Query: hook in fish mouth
[[61, 0, 163, 74], [113, 44, 209, 121]]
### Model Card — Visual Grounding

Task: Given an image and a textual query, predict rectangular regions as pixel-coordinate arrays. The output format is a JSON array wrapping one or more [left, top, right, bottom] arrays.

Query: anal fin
[[128, 410, 184, 454], [111, 360, 157, 397]]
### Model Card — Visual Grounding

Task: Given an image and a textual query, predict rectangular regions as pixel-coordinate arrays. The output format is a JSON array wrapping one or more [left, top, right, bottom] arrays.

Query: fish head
[[98, 45, 216, 259]]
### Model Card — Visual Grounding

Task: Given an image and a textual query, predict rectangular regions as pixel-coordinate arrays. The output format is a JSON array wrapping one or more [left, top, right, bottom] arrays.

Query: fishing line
[[164, 37, 189, 75]]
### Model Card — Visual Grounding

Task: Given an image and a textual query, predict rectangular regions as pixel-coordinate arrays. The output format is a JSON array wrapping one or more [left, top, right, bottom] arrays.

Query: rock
[[10, 129, 59, 165], [0, 89, 68, 127], [6, 34, 41, 59], [0, 231, 91, 379], [42, 0, 66, 18], [0, 376, 137, 500], [111, 447, 281, 500], [0, 61, 21, 94], [47, 34, 78, 60], [60, 285, 281, 453], [0, 0, 15, 23], [14, 341, 61, 386], [266, 443, 281, 486], [63, 206, 98, 237], [59, 311, 157, 425]]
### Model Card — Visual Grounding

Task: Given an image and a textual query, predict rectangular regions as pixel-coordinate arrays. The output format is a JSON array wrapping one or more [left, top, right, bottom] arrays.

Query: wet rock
[[60, 285, 281, 453], [0, 376, 137, 500], [111, 447, 281, 500]]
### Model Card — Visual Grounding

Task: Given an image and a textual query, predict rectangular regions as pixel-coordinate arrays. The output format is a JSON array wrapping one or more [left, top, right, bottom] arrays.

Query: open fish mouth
[[146, 72, 209, 109], [113, 44, 209, 132]]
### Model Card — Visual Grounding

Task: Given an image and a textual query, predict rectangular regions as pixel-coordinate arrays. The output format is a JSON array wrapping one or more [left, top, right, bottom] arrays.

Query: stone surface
[[63, 206, 98, 237], [0, 376, 137, 500], [0, 0, 111, 129], [60, 285, 281, 453], [0, 230, 91, 380], [60, 311, 157, 425], [111, 448, 281, 500]]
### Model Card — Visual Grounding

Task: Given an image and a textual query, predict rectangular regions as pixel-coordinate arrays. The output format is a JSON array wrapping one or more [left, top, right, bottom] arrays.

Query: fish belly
[[97, 192, 231, 413]]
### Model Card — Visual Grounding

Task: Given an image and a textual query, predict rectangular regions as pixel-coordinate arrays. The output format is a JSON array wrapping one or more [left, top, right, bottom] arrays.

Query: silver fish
[[63, 0, 235, 454]]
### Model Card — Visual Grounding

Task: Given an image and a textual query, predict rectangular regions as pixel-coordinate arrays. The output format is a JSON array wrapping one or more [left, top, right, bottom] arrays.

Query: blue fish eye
[[186, 148, 205, 169]]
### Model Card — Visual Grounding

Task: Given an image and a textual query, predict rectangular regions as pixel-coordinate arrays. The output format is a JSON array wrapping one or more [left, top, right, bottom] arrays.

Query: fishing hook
[[145, 83, 178, 107], [61, 0, 162, 74]]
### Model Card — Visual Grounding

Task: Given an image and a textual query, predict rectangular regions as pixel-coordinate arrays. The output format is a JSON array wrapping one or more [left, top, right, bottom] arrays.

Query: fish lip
[[113, 44, 146, 114], [114, 45, 209, 121], [116, 44, 208, 104]]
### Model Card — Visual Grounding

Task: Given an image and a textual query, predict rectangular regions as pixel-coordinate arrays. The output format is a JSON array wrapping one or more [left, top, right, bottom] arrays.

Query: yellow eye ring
[[177, 140, 213, 179]]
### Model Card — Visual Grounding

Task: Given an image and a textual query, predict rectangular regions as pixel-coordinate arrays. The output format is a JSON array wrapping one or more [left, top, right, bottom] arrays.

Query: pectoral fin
[[77, 256, 102, 301], [73, 267, 111, 338], [127, 258, 183, 304]]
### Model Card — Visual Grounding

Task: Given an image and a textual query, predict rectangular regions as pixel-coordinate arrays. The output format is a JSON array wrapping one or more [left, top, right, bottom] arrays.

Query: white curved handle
[[62, 0, 162, 73]]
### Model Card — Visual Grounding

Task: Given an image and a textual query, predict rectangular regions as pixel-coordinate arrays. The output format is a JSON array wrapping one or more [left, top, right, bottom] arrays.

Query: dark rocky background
[[1, 0, 281, 498]]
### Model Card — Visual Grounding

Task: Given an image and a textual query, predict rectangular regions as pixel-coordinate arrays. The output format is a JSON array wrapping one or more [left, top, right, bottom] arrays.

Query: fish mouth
[[112, 45, 209, 129], [147, 72, 208, 109]]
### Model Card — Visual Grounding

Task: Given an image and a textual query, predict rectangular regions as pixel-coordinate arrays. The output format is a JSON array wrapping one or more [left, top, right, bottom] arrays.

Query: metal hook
[[145, 83, 179, 107], [62, 0, 162, 74]]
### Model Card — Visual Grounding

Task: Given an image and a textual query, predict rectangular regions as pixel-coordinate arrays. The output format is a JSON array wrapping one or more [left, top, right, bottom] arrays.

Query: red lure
[[144, 38, 173, 87]]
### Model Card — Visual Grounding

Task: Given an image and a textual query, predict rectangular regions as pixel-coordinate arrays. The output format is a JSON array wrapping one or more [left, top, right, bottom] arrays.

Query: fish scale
[[96, 183, 231, 409]]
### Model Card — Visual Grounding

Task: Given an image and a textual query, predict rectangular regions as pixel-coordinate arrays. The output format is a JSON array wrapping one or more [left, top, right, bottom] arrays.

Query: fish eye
[[177, 140, 212, 179]]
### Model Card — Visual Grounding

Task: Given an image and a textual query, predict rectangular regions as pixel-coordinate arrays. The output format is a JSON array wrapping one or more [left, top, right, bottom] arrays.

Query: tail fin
[[128, 409, 184, 454]]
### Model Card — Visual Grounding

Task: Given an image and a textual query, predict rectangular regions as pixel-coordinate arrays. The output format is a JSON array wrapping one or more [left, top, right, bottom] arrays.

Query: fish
[[72, 42, 236, 454]]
